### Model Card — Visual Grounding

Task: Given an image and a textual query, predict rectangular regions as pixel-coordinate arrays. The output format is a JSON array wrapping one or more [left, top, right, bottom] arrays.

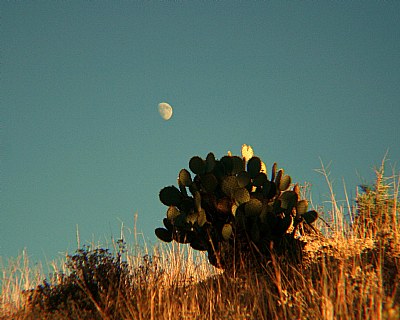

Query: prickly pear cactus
[[155, 144, 320, 270]]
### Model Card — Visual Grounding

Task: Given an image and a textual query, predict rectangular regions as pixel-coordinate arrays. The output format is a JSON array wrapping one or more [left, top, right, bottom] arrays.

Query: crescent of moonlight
[[158, 102, 173, 120]]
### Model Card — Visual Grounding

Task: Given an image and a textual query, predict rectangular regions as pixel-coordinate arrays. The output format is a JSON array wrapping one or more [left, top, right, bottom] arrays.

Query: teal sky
[[2, 2, 399, 262]]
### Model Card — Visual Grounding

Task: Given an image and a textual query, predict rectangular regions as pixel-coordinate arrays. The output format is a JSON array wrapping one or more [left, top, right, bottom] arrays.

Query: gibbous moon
[[158, 102, 173, 120]]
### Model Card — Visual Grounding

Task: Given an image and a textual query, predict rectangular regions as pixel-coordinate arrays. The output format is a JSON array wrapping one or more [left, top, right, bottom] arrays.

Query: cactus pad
[[221, 175, 239, 196], [296, 200, 308, 215], [279, 190, 298, 209], [197, 209, 207, 227], [237, 171, 250, 188], [233, 188, 251, 205], [253, 172, 268, 187], [244, 198, 263, 216], [159, 186, 183, 207], [279, 174, 292, 191], [179, 169, 192, 187], [205, 152, 216, 172], [222, 223, 233, 240], [302, 210, 318, 224], [232, 156, 245, 174], [155, 228, 173, 242], [241, 144, 254, 161], [271, 162, 278, 182], [167, 206, 181, 220], [247, 156, 262, 178], [275, 169, 284, 186], [201, 173, 218, 192], [189, 156, 205, 174]]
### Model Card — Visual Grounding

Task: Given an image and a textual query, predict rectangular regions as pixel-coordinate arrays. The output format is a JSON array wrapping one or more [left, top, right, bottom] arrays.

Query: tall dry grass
[[1, 160, 399, 319]]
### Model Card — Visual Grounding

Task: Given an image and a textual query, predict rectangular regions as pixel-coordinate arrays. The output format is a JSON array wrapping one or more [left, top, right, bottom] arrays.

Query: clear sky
[[2, 2, 399, 262]]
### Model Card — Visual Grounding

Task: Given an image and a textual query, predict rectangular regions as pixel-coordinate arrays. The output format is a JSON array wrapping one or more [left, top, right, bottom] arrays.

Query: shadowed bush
[[24, 245, 136, 319]]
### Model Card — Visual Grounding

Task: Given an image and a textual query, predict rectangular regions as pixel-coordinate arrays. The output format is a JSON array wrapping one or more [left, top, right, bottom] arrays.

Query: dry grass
[[1, 160, 399, 320]]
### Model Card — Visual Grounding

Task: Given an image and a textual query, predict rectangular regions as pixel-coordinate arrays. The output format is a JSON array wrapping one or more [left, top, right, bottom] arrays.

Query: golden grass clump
[[1, 160, 399, 319]]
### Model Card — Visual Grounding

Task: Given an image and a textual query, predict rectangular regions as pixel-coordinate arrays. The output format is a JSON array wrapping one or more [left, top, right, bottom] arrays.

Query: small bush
[[25, 245, 132, 319], [354, 158, 399, 241]]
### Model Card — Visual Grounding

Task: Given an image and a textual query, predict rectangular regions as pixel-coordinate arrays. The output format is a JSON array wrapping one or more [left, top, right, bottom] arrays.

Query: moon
[[158, 102, 173, 120]]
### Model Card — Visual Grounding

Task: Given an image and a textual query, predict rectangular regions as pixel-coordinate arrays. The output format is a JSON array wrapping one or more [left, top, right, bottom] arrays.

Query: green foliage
[[155, 145, 320, 270], [24, 244, 137, 319], [353, 159, 399, 238]]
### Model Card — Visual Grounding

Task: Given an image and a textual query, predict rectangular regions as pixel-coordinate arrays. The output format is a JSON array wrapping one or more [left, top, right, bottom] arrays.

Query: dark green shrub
[[155, 145, 320, 271], [25, 245, 131, 319]]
